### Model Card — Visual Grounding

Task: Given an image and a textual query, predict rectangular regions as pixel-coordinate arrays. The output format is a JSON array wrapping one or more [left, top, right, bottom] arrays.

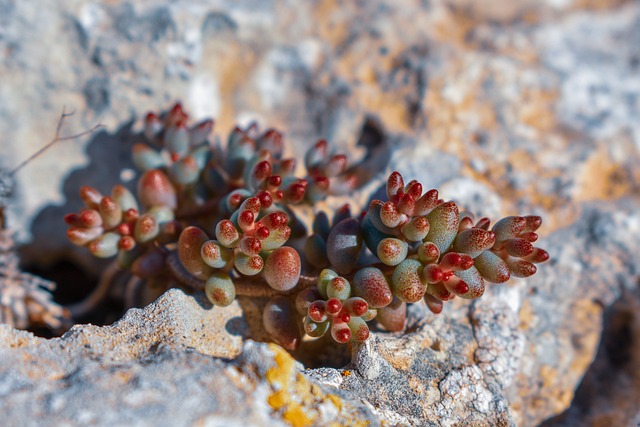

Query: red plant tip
[[537, 249, 550, 263], [117, 223, 132, 235], [80, 209, 102, 228], [268, 175, 282, 187], [80, 186, 103, 207], [241, 236, 262, 255], [275, 190, 284, 200], [229, 193, 244, 208], [263, 129, 282, 142], [387, 171, 404, 197], [314, 139, 328, 151], [216, 220, 239, 243], [334, 327, 351, 344], [423, 264, 443, 283], [256, 191, 273, 208], [270, 212, 287, 228], [308, 301, 327, 322], [454, 281, 469, 295], [339, 310, 351, 324], [118, 236, 136, 251], [326, 298, 342, 315], [168, 104, 188, 125], [420, 243, 440, 261], [256, 226, 270, 240], [425, 295, 444, 314], [124, 208, 139, 222], [344, 173, 358, 187], [196, 119, 214, 132], [442, 271, 454, 281], [526, 248, 550, 263], [398, 193, 416, 216], [326, 154, 347, 176], [64, 213, 79, 225], [287, 182, 306, 202], [239, 210, 254, 226], [461, 256, 474, 270], [253, 161, 272, 180], [459, 216, 474, 230], [406, 180, 422, 200], [171, 103, 183, 114], [337, 204, 350, 215], [245, 121, 258, 133], [137, 170, 177, 210], [314, 176, 330, 190], [521, 232, 538, 242], [476, 217, 491, 230], [262, 211, 288, 230], [145, 112, 159, 123], [524, 215, 542, 232], [331, 154, 347, 163], [137, 216, 155, 234], [349, 298, 369, 316], [170, 152, 181, 162], [391, 192, 404, 205], [447, 253, 461, 266], [242, 197, 262, 215], [280, 159, 296, 174]]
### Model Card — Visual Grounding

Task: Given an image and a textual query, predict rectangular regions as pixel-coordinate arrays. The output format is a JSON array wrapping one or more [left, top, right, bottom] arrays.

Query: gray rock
[[1, 197, 639, 426], [0, 290, 380, 427]]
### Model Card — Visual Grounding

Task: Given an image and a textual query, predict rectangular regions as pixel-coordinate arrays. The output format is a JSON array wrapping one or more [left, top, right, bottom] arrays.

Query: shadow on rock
[[541, 286, 640, 427], [20, 121, 141, 323]]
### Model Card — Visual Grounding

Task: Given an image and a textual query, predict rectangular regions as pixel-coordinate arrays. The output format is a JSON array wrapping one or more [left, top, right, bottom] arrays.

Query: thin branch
[[124, 275, 144, 309], [10, 107, 104, 176], [66, 261, 120, 319]]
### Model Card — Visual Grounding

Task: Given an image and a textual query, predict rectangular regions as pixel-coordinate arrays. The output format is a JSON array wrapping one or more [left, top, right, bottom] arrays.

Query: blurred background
[[1, 0, 639, 425]]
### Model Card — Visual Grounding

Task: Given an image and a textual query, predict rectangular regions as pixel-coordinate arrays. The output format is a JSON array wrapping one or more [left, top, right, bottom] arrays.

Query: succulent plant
[[65, 103, 549, 350]]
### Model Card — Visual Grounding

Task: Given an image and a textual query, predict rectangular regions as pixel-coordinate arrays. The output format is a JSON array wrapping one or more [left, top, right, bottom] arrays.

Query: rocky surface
[[1, 198, 639, 426], [1, 0, 640, 426], [0, 290, 381, 427]]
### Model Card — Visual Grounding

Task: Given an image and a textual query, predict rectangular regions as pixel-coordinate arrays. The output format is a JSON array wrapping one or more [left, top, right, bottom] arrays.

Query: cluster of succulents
[[65, 103, 548, 350]]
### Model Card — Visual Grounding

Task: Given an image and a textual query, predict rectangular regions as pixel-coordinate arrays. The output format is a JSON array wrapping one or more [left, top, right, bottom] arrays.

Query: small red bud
[[326, 298, 342, 315]]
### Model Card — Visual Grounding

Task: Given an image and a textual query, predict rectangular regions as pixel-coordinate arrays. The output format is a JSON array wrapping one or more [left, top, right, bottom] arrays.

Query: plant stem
[[66, 261, 120, 319]]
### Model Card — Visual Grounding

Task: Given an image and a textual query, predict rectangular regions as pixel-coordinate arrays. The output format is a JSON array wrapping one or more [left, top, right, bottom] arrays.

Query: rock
[[1, 195, 640, 426], [0, 290, 379, 427]]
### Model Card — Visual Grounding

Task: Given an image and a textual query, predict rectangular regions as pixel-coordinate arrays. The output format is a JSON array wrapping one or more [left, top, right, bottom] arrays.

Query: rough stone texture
[[1, 0, 640, 426], [0, 295, 379, 427]]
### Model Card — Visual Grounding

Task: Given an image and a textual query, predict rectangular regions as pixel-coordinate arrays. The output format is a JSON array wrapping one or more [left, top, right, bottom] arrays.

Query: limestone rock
[[0, 290, 379, 427]]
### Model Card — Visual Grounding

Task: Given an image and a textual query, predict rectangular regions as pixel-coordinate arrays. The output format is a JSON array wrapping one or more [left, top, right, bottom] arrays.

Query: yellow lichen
[[327, 394, 343, 412], [282, 403, 314, 427], [266, 343, 295, 388], [265, 344, 371, 427], [268, 390, 288, 410]]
